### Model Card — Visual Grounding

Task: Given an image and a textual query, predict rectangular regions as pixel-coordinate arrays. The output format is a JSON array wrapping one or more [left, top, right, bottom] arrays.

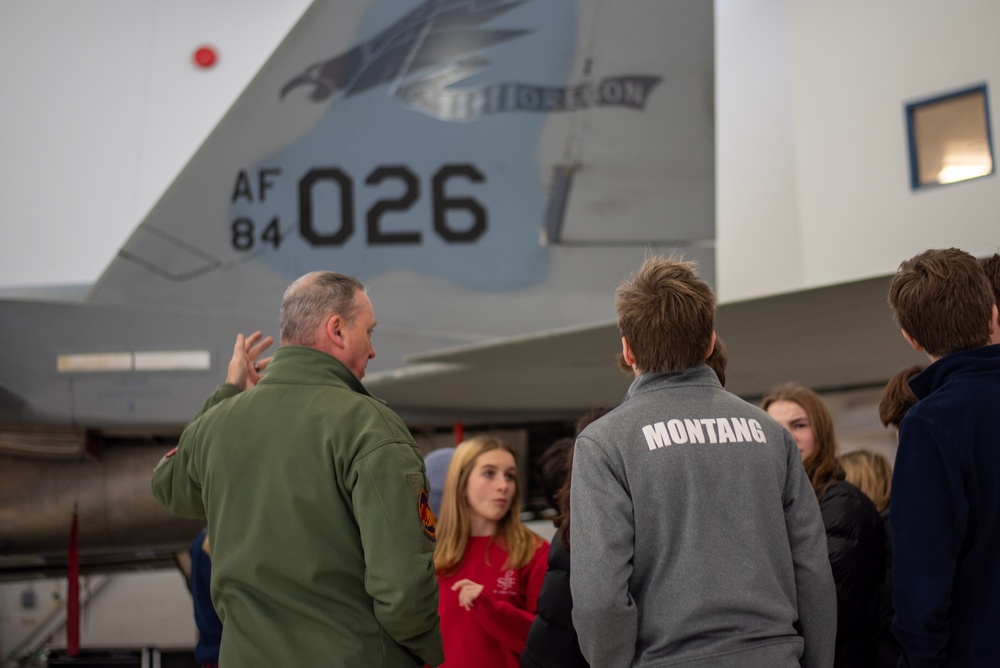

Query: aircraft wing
[[715, 273, 926, 399], [366, 272, 927, 423], [365, 321, 633, 421]]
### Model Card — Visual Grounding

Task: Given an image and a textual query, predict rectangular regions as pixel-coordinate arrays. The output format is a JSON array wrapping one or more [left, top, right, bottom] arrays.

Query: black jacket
[[820, 479, 886, 668], [520, 533, 588, 668]]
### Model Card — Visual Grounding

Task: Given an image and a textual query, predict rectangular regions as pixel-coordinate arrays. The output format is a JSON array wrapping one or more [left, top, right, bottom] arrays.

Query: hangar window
[[906, 84, 994, 189]]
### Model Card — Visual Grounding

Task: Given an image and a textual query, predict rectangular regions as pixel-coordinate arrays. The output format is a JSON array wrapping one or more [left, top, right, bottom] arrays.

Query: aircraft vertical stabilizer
[[84, 0, 715, 379], [0, 0, 715, 460]]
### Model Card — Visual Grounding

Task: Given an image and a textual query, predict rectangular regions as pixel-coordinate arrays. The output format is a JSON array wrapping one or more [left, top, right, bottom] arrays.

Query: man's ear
[[901, 329, 923, 353], [325, 315, 346, 350], [989, 304, 1000, 344], [705, 331, 717, 360], [621, 336, 637, 375]]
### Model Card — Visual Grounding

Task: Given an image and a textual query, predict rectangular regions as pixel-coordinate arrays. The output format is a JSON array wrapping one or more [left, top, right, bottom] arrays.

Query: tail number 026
[[230, 164, 486, 251]]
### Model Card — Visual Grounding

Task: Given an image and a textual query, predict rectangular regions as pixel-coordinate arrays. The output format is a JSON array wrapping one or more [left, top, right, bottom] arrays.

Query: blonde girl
[[433, 435, 549, 668]]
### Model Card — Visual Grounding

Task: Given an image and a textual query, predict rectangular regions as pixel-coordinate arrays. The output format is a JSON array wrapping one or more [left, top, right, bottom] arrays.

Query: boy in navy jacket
[[887, 247, 1000, 667]]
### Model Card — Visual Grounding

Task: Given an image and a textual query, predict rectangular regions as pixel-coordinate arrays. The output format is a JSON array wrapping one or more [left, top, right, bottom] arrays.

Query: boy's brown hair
[[980, 253, 1000, 308], [878, 364, 923, 428], [887, 248, 993, 358], [616, 256, 716, 373]]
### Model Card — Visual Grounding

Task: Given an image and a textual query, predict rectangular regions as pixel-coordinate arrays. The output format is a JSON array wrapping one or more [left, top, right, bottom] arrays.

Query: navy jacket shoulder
[[892, 344, 1000, 666]]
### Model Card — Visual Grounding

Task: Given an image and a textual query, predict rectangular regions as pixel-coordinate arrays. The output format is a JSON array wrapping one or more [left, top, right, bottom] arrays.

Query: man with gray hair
[[153, 271, 444, 667]]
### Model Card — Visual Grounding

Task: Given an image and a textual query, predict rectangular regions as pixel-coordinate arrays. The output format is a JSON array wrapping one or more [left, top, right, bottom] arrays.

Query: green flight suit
[[152, 346, 443, 667]]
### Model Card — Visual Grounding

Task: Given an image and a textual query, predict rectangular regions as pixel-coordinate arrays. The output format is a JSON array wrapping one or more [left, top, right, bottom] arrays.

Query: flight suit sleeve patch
[[408, 472, 437, 552], [153, 447, 178, 472]]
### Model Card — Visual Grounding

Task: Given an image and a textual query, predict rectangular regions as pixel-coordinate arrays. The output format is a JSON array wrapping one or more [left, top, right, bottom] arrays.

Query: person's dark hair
[[553, 444, 574, 548], [887, 248, 993, 357], [280, 271, 365, 346], [535, 438, 573, 511], [574, 408, 611, 437], [615, 256, 716, 373], [706, 335, 728, 386], [878, 364, 923, 428], [980, 253, 1000, 308], [762, 382, 844, 499], [554, 408, 612, 548]]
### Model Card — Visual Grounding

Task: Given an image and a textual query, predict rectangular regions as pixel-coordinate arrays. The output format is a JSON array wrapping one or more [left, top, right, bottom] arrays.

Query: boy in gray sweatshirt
[[570, 256, 836, 668]]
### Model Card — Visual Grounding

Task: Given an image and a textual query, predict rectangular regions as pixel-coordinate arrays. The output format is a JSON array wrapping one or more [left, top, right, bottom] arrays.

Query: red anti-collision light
[[193, 46, 217, 69]]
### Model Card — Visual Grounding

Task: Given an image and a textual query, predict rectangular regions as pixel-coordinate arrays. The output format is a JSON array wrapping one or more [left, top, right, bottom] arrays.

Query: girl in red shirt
[[434, 436, 550, 667]]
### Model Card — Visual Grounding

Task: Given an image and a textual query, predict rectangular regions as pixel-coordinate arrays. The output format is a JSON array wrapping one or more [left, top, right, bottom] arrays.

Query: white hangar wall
[[717, 0, 1000, 301]]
